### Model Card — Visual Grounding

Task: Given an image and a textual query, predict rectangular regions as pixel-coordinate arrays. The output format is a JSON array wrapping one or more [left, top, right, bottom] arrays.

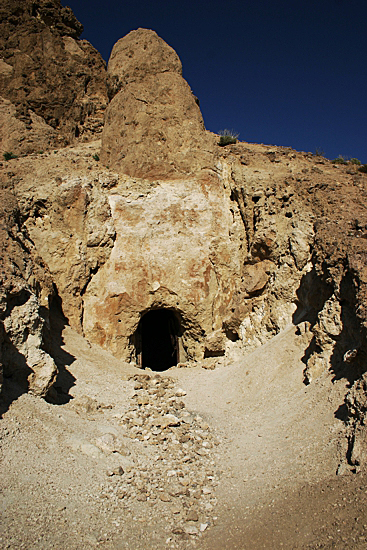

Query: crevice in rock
[[329, 271, 366, 385], [231, 187, 252, 254], [292, 266, 333, 327], [46, 284, 76, 405]]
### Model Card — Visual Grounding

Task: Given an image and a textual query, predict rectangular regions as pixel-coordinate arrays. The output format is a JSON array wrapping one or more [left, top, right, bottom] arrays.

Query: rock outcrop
[[0, 183, 57, 397], [101, 29, 213, 179], [0, 0, 108, 156]]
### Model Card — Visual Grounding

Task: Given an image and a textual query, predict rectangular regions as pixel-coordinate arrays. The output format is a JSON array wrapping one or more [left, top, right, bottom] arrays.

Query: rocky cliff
[[0, 6, 367, 469], [0, 0, 108, 156]]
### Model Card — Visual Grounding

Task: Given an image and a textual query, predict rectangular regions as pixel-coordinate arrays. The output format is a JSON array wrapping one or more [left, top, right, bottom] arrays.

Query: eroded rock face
[[11, 147, 116, 331], [82, 173, 243, 360], [101, 29, 213, 179], [0, 185, 57, 397], [0, 0, 108, 156]]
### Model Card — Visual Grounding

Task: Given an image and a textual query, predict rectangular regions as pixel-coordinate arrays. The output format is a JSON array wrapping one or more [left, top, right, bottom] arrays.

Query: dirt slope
[[2, 319, 364, 549]]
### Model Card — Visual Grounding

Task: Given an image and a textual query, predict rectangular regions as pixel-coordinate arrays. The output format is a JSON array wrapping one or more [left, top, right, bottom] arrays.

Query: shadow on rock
[[0, 333, 33, 417], [45, 296, 76, 405]]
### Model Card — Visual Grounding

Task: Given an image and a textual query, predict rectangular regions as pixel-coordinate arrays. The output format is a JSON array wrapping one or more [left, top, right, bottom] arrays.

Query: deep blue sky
[[68, 0, 366, 162]]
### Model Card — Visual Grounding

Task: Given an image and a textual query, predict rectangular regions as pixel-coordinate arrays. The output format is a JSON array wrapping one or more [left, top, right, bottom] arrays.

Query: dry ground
[[1, 321, 367, 549]]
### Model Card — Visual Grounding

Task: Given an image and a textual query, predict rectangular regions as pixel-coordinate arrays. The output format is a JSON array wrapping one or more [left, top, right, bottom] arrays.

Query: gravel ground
[[1, 322, 364, 549]]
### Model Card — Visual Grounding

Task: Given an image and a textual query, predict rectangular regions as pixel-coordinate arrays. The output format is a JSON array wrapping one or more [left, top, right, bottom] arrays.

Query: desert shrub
[[218, 129, 239, 146], [3, 151, 17, 161], [332, 155, 348, 165], [358, 164, 367, 173], [92, 153, 100, 161], [349, 158, 361, 165]]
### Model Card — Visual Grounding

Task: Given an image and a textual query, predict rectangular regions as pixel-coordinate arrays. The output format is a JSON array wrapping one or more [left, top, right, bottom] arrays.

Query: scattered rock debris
[[97, 373, 221, 541]]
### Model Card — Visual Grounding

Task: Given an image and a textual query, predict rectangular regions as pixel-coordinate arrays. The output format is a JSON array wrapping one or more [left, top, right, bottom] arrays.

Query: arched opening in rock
[[135, 309, 182, 371]]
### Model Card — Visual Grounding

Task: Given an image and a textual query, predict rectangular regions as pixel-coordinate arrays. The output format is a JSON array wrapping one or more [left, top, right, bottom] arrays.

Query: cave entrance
[[135, 309, 181, 371]]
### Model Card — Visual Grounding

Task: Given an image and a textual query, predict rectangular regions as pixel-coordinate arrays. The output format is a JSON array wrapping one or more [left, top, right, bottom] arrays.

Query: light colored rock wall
[[0, 186, 57, 397], [83, 172, 242, 361]]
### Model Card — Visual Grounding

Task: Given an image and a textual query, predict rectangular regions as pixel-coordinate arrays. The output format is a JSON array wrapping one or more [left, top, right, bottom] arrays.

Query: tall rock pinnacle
[[101, 28, 213, 179]]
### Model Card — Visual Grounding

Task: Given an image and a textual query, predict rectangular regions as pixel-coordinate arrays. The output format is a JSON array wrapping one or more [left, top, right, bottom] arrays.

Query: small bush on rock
[[332, 155, 348, 165], [218, 129, 239, 146], [3, 152, 17, 161]]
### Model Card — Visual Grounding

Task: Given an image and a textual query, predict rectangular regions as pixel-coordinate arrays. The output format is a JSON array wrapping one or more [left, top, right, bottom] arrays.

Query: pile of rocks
[[98, 373, 221, 540]]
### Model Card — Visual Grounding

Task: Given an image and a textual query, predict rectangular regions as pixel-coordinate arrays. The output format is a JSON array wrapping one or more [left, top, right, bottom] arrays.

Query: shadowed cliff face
[[0, 0, 108, 156]]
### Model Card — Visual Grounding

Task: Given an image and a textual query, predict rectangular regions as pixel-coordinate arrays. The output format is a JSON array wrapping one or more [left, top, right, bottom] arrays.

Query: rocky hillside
[[1, 1, 367, 532], [0, 0, 108, 156]]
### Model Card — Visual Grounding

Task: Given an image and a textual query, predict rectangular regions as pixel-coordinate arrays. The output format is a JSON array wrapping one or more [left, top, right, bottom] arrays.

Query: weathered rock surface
[[0, 0, 108, 156], [4, 144, 116, 331], [0, 184, 57, 397], [82, 171, 243, 360], [101, 28, 213, 179]]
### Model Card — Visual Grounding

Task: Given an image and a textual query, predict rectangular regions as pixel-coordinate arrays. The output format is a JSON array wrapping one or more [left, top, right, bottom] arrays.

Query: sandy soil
[[1, 320, 367, 549]]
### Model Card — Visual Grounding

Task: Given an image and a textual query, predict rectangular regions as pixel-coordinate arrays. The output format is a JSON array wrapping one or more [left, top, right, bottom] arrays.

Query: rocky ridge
[[101, 29, 213, 179]]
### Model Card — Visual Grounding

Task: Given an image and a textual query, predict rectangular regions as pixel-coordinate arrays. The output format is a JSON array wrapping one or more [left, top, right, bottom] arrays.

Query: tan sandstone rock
[[101, 28, 213, 179]]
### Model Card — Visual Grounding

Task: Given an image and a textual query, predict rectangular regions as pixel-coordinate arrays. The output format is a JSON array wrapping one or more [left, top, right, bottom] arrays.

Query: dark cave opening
[[135, 309, 180, 371]]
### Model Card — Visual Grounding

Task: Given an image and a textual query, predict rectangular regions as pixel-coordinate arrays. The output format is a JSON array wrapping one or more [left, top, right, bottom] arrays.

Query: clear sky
[[68, 0, 367, 162]]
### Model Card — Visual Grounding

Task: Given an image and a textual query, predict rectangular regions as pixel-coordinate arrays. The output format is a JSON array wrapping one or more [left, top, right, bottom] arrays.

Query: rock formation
[[0, 0, 108, 156], [100, 28, 213, 179], [0, 3, 367, 470], [0, 183, 57, 397]]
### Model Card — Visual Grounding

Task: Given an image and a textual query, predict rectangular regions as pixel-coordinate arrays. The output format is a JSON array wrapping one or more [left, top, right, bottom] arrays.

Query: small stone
[[186, 510, 199, 522], [137, 397, 150, 406], [184, 525, 199, 536], [160, 414, 180, 428], [159, 493, 172, 502], [106, 466, 124, 477], [179, 478, 190, 487], [168, 483, 185, 497], [195, 448, 208, 456]]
